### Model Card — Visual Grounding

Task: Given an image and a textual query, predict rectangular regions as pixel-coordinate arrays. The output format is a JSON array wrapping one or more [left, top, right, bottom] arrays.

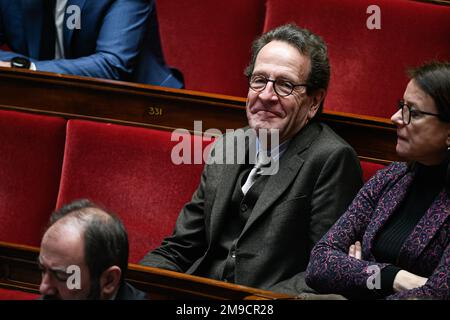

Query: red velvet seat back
[[0, 288, 39, 300], [264, 0, 450, 118], [360, 160, 385, 183], [0, 110, 66, 245], [156, 0, 266, 97], [56, 120, 212, 262]]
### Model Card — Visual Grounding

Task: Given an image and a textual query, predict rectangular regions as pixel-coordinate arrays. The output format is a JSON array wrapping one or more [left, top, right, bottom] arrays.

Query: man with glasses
[[141, 24, 362, 297]]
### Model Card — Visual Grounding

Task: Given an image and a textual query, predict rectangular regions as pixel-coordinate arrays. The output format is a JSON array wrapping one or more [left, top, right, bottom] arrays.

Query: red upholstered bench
[[56, 120, 213, 263], [0, 288, 39, 300], [156, 0, 266, 97], [0, 109, 66, 246], [0, 108, 389, 299]]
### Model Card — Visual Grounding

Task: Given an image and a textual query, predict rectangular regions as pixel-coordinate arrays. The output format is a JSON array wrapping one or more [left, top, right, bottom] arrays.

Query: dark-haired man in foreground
[[39, 199, 146, 300]]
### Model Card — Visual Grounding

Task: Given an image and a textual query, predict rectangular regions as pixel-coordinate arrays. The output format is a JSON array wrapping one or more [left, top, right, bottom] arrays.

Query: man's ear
[[307, 89, 326, 120], [99, 266, 121, 300]]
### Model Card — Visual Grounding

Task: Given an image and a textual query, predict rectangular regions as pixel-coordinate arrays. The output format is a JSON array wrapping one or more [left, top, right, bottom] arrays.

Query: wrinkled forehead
[[254, 41, 311, 81]]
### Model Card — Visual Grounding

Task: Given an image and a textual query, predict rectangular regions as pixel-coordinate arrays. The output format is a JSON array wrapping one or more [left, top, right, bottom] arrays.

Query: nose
[[258, 81, 278, 101], [391, 108, 404, 127], [39, 272, 57, 296]]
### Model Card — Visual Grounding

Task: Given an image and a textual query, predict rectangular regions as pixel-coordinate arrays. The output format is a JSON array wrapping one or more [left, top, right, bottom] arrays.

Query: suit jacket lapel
[[239, 122, 321, 241], [22, 0, 43, 59], [63, 0, 86, 56], [399, 190, 450, 266]]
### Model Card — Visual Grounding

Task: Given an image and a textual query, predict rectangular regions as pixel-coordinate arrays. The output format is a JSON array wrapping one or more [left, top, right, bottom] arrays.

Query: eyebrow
[[402, 99, 420, 109], [37, 257, 67, 273], [252, 73, 299, 82]]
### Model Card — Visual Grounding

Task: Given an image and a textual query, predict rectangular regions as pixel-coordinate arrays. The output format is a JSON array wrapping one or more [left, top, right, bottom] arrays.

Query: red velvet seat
[[0, 288, 39, 300], [0, 110, 66, 246], [264, 0, 450, 118], [360, 160, 385, 183], [56, 120, 213, 262], [156, 0, 266, 97]]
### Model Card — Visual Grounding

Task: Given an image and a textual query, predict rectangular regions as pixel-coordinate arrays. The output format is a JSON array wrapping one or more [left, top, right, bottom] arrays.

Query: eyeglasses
[[398, 99, 441, 125], [249, 75, 308, 97]]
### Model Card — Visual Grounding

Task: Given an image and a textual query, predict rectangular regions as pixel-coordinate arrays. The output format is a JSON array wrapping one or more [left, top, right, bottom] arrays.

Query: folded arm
[[387, 244, 449, 300], [349, 241, 429, 297], [305, 165, 398, 299]]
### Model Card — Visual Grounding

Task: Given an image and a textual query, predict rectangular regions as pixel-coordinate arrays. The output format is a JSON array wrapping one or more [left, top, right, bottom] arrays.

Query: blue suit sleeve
[[0, 50, 26, 62], [0, 15, 33, 62], [34, 0, 151, 80], [0, 7, 21, 61]]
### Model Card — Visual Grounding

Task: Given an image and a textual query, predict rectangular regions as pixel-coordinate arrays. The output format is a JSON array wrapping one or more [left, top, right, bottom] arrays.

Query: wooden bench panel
[[0, 69, 399, 164], [0, 242, 294, 300]]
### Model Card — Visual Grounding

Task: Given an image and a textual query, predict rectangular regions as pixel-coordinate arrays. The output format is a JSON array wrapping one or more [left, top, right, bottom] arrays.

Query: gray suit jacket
[[140, 122, 363, 295]]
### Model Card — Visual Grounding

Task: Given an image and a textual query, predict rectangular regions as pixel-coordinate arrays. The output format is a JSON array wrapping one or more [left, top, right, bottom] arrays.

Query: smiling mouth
[[253, 109, 281, 118]]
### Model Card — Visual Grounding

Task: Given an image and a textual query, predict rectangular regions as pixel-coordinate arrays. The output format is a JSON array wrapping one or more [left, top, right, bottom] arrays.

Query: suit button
[[231, 251, 236, 258], [241, 204, 248, 212]]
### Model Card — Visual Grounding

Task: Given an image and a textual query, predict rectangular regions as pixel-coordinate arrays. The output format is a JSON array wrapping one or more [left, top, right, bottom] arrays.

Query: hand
[[393, 270, 428, 292], [0, 61, 11, 68], [348, 241, 362, 260]]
